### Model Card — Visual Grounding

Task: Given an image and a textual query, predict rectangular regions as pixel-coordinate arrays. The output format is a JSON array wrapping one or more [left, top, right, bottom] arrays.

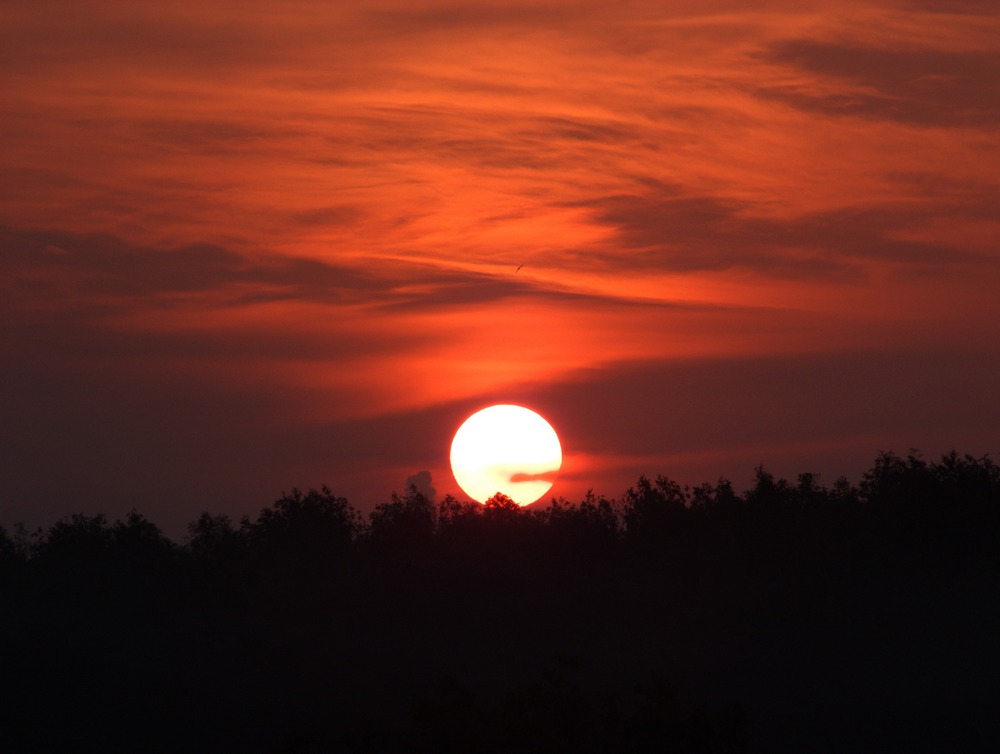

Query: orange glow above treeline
[[3, 0, 1000, 524]]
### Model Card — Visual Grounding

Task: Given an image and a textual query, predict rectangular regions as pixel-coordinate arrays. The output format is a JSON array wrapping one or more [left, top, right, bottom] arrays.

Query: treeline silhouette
[[2, 451, 999, 753]]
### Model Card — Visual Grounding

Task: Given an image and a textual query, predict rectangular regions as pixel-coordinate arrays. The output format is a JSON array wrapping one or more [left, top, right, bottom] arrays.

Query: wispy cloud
[[2, 0, 999, 526], [757, 39, 1000, 126]]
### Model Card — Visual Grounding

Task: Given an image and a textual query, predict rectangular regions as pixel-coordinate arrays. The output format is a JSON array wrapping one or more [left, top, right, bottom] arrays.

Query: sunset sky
[[3, 0, 999, 535]]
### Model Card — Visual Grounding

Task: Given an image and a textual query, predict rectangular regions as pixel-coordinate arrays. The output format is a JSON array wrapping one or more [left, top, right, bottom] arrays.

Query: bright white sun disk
[[450, 404, 562, 505]]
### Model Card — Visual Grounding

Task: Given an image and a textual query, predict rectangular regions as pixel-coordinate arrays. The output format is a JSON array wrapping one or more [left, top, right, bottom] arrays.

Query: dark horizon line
[[3, 447, 996, 547]]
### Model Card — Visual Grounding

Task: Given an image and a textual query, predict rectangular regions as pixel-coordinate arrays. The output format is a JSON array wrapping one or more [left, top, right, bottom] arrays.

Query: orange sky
[[3, 0, 999, 534]]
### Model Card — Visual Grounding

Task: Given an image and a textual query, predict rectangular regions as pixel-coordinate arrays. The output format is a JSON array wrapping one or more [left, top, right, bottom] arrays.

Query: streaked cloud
[[2, 0, 999, 530], [757, 39, 1000, 126]]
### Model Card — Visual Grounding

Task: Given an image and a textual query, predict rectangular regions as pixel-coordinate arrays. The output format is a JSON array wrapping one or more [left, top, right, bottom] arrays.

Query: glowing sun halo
[[450, 404, 562, 505]]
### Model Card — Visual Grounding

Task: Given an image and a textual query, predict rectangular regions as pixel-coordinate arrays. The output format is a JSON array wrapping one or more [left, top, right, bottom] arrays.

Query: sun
[[450, 404, 562, 506]]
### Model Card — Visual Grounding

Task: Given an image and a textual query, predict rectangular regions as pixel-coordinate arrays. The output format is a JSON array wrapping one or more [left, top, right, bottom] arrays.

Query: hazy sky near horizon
[[3, 0, 999, 535]]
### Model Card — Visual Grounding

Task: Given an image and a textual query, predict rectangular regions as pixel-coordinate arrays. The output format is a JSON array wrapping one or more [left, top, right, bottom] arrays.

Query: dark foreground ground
[[2, 451, 999, 752]]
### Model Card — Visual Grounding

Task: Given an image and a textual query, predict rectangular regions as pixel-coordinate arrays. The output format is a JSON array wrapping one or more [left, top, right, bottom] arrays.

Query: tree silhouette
[[536, 493, 620, 559], [34, 512, 113, 564], [622, 475, 689, 549], [368, 485, 437, 551], [859, 450, 935, 508], [406, 676, 483, 754], [250, 486, 360, 559], [493, 655, 594, 754], [743, 465, 793, 510], [186, 511, 246, 561], [437, 493, 482, 529], [109, 509, 177, 569], [3, 449, 999, 753], [0, 524, 26, 570], [483, 491, 520, 518]]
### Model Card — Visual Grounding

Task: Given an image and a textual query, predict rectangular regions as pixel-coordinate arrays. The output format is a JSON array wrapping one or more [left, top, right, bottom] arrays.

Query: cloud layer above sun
[[3, 0, 999, 532]]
